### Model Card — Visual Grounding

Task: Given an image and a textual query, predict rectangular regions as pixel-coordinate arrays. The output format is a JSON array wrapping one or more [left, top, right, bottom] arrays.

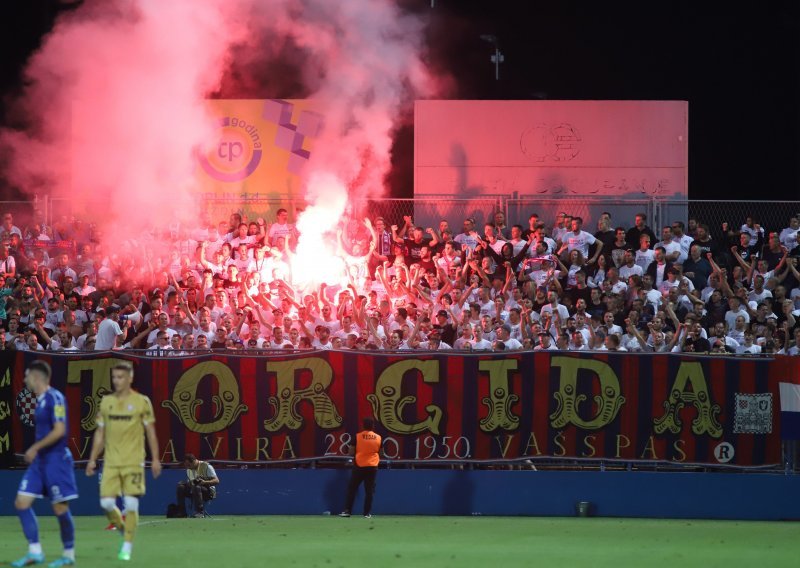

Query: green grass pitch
[[0, 515, 797, 567]]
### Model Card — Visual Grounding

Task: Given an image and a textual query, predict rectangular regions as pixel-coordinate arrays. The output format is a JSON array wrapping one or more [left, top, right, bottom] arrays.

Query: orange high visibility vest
[[354, 430, 381, 467]]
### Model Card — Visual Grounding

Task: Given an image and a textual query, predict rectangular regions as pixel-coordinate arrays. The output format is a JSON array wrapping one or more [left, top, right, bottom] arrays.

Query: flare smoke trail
[[240, 1, 437, 288]]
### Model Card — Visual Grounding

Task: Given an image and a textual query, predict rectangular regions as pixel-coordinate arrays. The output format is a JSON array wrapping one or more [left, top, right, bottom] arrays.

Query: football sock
[[17, 508, 39, 549], [56, 509, 75, 553], [101, 496, 125, 531], [105, 506, 124, 532], [122, 496, 140, 544], [124, 511, 138, 544]]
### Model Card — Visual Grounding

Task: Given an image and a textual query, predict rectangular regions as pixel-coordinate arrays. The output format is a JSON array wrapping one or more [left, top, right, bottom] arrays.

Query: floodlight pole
[[480, 35, 504, 81], [491, 47, 504, 81]]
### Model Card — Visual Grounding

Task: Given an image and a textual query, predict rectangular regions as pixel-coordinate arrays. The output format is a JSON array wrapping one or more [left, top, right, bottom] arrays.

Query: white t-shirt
[[146, 327, 177, 346], [454, 233, 479, 253], [740, 224, 763, 247], [268, 223, 295, 245], [0, 256, 16, 275], [748, 288, 772, 303], [501, 337, 524, 351], [724, 308, 750, 330], [230, 235, 256, 249], [95, 319, 123, 350], [737, 343, 762, 355], [635, 249, 656, 272], [779, 227, 798, 250], [564, 230, 597, 257], [656, 240, 682, 260], [619, 263, 643, 281], [673, 235, 694, 264], [470, 338, 493, 351]]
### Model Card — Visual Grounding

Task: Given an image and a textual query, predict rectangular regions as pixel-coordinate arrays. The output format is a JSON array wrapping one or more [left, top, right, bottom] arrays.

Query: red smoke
[[0, 0, 439, 285]]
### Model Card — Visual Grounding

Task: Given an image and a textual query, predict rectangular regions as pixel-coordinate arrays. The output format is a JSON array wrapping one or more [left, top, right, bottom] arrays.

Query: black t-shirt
[[433, 323, 457, 346], [761, 248, 784, 270], [413, 258, 436, 274], [626, 226, 657, 250], [403, 238, 427, 261], [594, 230, 616, 258], [733, 243, 759, 264], [565, 286, 592, 308], [690, 238, 718, 259], [586, 300, 606, 320], [532, 299, 548, 313]]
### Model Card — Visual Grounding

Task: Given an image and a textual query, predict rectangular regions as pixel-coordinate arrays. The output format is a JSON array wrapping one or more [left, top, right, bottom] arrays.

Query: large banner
[[194, 99, 323, 200], [71, 99, 324, 222], [4, 351, 798, 466], [0, 363, 11, 467]]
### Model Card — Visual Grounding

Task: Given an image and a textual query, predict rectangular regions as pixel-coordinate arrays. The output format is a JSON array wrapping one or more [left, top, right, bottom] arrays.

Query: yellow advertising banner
[[196, 99, 323, 198]]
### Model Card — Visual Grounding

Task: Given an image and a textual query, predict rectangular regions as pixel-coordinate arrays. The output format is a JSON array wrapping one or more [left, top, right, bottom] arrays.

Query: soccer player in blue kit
[[12, 360, 78, 567]]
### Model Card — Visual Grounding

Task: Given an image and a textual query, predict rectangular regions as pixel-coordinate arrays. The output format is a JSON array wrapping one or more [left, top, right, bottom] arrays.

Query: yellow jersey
[[96, 390, 155, 468]]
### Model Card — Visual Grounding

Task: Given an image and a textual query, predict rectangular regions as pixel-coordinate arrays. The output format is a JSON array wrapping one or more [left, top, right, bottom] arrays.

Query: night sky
[[1, 0, 798, 201]]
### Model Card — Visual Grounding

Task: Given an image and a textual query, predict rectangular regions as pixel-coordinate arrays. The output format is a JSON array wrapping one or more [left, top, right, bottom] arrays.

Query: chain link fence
[[352, 195, 505, 231], [5, 196, 800, 238], [506, 197, 659, 233], [658, 200, 800, 238]]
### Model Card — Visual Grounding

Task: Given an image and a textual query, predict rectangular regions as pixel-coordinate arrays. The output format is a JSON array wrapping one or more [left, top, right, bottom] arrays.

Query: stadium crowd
[[0, 206, 799, 356]]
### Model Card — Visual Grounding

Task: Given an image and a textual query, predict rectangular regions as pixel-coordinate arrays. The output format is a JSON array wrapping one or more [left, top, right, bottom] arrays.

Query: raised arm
[[501, 263, 515, 295], [774, 247, 789, 274], [129, 321, 157, 349], [587, 239, 602, 265], [391, 223, 404, 244], [626, 319, 649, 350], [729, 246, 752, 272], [397, 216, 412, 239], [425, 227, 439, 247], [666, 323, 684, 351]]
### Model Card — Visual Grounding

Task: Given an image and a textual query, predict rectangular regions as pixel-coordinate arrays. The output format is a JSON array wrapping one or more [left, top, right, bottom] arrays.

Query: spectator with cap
[[494, 323, 523, 350], [433, 309, 458, 345]]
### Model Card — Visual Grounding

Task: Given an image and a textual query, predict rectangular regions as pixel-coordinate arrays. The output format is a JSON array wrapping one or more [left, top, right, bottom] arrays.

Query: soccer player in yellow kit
[[86, 361, 161, 561]]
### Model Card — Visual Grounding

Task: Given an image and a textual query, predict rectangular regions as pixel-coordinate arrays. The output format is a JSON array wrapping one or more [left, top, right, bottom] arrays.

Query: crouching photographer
[[176, 454, 219, 518]]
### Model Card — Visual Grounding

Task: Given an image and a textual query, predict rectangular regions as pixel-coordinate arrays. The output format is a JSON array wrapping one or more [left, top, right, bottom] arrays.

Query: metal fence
[[506, 197, 659, 233], [4, 196, 800, 238], [661, 200, 800, 239], [352, 195, 506, 231]]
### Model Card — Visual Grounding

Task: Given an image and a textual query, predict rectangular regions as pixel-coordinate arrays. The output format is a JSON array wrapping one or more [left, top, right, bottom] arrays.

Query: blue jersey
[[34, 387, 69, 460], [19, 387, 78, 503]]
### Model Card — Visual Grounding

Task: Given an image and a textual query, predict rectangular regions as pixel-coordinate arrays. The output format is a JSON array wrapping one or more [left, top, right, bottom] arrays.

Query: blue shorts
[[18, 448, 79, 504]]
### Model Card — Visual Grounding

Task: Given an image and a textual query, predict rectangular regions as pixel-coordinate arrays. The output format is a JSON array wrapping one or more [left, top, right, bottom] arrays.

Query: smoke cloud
[[1, 1, 249, 230], [1, 0, 437, 286]]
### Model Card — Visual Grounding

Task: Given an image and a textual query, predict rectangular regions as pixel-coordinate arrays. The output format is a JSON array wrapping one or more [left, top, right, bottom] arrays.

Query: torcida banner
[[3, 351, 796, 466]]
